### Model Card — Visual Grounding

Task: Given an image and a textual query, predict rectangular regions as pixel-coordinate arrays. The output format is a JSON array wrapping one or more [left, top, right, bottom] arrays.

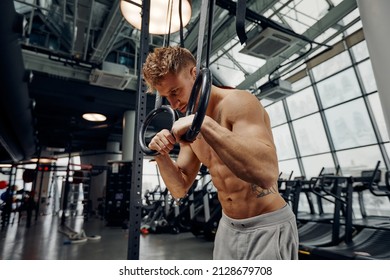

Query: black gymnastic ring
[[183, 68, 212, 142], [139, 68, 212, 155], [139, 105, 177, 156]]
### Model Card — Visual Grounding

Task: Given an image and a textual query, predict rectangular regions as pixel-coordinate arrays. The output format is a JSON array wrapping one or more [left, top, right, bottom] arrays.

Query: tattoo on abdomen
[[251, 184, 276, 198]]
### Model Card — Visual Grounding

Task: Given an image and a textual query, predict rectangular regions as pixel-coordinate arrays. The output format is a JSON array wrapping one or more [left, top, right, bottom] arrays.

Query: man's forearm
[[154, 154, 192, 198], [200, 116, 278, 188]]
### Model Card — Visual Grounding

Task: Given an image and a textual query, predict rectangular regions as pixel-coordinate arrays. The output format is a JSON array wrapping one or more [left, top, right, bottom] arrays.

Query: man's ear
[[190, 66, 197, 80]]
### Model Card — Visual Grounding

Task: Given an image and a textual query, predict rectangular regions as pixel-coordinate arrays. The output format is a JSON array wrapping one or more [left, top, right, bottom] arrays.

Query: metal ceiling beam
[[237, 0, 358, 90], [22, 49, 139, 90], [23, 50, 91, 80], [270, 0, 295, 28], [224, 48, 250, 76], [88, 0, 125, 64]]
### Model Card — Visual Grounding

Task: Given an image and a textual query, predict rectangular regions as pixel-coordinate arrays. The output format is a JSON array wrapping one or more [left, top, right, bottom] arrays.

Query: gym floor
[[0, 214, 214, 260]]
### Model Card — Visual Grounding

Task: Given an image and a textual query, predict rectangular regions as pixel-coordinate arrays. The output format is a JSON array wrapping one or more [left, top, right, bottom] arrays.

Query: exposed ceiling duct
[[0, 0, 37, 162], [89, 0, 124, 64], [72, 0, 93, 59]]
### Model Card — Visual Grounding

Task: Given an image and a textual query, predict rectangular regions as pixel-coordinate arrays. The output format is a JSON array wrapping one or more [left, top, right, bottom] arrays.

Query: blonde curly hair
[[142, 46, 196, 92]]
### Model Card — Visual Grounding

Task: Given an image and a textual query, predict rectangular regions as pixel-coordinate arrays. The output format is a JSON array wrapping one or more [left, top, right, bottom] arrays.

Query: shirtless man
[[142, 46, 298, 260]]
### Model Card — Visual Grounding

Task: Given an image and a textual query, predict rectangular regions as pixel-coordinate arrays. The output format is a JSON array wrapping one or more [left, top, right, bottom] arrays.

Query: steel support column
[[127, 0, 150, 260]]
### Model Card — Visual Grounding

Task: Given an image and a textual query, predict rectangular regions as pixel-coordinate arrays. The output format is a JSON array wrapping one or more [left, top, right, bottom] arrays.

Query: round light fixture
[[30, 158, 55, 163], [82, 113, 107, 122], [120, 0, 192, 35]]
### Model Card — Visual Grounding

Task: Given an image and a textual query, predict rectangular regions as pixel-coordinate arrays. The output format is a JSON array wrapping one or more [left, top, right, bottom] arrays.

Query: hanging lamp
[[120, 0, 192, 35]]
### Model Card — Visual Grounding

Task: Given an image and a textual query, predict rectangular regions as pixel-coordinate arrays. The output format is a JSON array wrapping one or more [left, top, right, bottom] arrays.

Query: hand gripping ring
[[139, 105, 177, 156], [139, 68, 212, 156]]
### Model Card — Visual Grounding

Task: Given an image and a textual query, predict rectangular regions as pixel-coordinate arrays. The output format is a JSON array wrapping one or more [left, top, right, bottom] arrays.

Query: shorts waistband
[[221, 204, 295, 230]]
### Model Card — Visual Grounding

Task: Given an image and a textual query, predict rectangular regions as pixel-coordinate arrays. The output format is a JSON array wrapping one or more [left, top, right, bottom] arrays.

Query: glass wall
[[266, 31, 390, 180], [263, 24, 390, 216]]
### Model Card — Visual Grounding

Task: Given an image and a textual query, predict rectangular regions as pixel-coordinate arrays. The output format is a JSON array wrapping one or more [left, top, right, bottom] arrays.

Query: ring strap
[[236, 0, 248, 45], [196, 0, 211, 73]]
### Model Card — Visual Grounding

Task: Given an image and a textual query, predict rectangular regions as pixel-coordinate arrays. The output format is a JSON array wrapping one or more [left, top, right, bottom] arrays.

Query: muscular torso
[[187, 91, 286, 219]]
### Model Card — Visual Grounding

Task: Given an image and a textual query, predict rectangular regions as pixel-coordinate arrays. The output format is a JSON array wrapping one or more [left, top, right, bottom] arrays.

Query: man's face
[[154, 66, 196, 114]]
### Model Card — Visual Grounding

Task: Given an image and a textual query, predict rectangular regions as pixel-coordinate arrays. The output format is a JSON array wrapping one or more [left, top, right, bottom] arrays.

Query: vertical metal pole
[[83, 0, 95, 61], [331, 178, 342, 244], [122, 110, 136, 161], [29, 146, 41, 226], [34, 165, 45, 221], [61, 147, 72, 226], [345, 177, 353, 244], [71, 0, 78, 55], [127, 0, 150, 260]]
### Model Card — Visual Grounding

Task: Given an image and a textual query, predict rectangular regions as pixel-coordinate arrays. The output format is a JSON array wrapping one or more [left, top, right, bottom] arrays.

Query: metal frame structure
[[127, 0, 150, 260]]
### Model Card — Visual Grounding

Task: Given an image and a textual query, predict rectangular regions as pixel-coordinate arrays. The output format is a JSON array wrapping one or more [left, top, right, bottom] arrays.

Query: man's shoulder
[[216, 89, 265, 123], [221, 89, 262, 110], [219, 88, 252, 103]]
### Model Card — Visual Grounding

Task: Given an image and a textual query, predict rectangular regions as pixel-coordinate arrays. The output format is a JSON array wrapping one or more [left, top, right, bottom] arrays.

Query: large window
[[272, 124, 296, 160], [293, 114, 330, 156], [311, 51, 352, 82], [368, 93, 389, 142], [301, 153, 335, 179], [286, 86, 318, 120], [265, 101, 287, 127], [278, 159, 301, 178], [351, 40, 370, 62], [358, 60, 377, 94], [259, 14, 390, 218], [316, 68, 362, 108], [325, 99, 377, 150], [291, 76, 311, 92], [336, 145, 384, 177], [268, 28, 389, 185]]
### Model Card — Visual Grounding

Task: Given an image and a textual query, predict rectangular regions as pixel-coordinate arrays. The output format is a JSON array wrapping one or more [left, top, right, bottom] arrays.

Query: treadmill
[[303, 163, 390, 260], [298, 175, 354, 255]]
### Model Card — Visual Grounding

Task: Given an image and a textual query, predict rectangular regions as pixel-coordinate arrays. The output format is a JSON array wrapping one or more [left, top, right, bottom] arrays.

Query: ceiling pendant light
[[82, 113, 107, 122], [120, 0, 192, 35]]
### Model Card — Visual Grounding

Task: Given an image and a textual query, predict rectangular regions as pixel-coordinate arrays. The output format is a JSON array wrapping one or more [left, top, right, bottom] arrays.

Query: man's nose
[[168, 97, 179, 109]]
